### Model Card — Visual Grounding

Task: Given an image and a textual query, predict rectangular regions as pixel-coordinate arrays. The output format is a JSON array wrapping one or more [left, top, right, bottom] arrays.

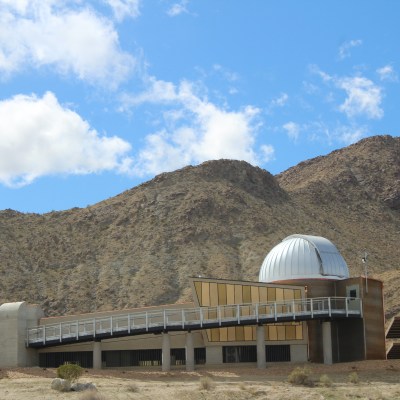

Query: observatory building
[[0, 234, 387, 369]]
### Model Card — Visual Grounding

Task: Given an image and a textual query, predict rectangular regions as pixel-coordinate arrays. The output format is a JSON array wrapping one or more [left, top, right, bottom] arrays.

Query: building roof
[[259, 234, 349, 283]]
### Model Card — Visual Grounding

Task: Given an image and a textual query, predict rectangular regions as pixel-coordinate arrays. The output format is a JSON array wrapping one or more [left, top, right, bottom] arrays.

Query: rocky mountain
[[0, 135, 399, 318]]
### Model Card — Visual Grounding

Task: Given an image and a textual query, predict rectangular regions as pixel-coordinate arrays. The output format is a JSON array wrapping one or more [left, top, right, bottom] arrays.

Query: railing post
[[274, 302, 277, 321], [292, 300, 296, 320], [76, 322, 79, 340], [200, 308, 203, 327], [218, 306, 221, 326], [128, 314, 131, 333], [237, 304, 240, 324], [360, 299, 363, 318], [311, 298, 314, 319], [110, 316, 113, 336], [59, 323, 62, 342], [328, 297, 331, 317], [43, 325, 46, 345], [182, 309, 185, 329], [93, 318, 96, 338], [146, 312, 149, 331], [163, 310, 167, 330], [345, 298, 349, 317], [256, 303, 259, 323]]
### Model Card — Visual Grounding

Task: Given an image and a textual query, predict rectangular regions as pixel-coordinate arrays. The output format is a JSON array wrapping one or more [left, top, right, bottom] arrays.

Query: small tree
[[57, 363, 84, 383]]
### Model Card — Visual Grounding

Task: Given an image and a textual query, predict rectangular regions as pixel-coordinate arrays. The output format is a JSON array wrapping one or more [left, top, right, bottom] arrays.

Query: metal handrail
[[26, 296, 362, 347]]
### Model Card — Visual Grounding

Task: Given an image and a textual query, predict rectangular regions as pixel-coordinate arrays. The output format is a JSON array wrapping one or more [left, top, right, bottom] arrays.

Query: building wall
[[191, 277, 306, 344], [0, 302, 44, 367]]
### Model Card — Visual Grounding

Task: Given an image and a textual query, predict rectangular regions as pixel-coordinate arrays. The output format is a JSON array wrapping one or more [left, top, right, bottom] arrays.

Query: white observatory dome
[[259, 234, 349, 283]]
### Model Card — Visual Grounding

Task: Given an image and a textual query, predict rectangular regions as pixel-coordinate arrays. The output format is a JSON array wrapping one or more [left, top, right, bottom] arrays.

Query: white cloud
[[282, 121, 300, 141], [377, 65, 398, 82], [0, 92, 132, 187], [121, 78, 271, 176], [335, 124, 367, 144], [104, 0, 140, 21], [0, 0, 135, 87], [167, 1, 189, 17], [337, 76, 383, 119], [338, 39, 362, 60], [270, 93, 288, 108]]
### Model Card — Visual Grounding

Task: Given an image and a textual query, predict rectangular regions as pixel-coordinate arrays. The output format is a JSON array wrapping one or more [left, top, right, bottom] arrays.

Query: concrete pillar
[[322, 321, 333, 365], [162, 332, 171, 372], [256, 325, 266, 369], [93, 341, 102, 369], [185, 332, 195, 371]]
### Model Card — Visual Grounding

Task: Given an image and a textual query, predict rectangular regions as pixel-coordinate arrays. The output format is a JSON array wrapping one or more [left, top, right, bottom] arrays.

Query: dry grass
[[1, 361, 400, 400], [319, 374, 333, 387], [287, 366, 313, 386], [348, 371, 359, 384], [199, 376, 215, 391]]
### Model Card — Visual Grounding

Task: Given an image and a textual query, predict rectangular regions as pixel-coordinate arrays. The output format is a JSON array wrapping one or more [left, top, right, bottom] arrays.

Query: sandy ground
[[1, 360, 400, 400]]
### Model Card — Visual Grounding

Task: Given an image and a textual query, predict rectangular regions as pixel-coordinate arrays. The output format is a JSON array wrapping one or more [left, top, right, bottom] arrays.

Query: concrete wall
[[0, 302, 43, 367], [205, 346, 223, 365], [290, 344, 308, 362]]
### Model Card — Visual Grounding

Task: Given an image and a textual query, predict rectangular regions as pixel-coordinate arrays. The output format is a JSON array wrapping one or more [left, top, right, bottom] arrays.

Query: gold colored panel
[[243, 286, 251, 303], [236, 326, 245, 341], [286, 325, 296, 340], [276, 288, 284, 301], [211, 328, 220, 342], [294, 289, 302, 299], [250, 286, 259, 303], [241, 304, 250, 316], [194, 281, 202, 304], [220, 327, 228, 342], [201, 282, 210, 306], [226, 284, 235, 305], [284, 288, 294, 301], [235, 285, 243, 304], [267, 287, 276, 301], [244, 326, 253, 341], [259, 287, 268, 302], [296, 324, 303, 340], [252, 326, 256, 340], [227, 327, 236, 341], [277, 325, 285, 340], [206, 329, 211, 341], [210, 283, 218, 306], [218, 284, 227, 305], [268, 326, 277, 341]]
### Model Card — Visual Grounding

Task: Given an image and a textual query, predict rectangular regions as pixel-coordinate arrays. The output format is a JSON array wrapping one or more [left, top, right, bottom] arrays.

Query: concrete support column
[[162, 332, 171, 372], [93, 341, 102, 369], [256, 325, 266, 369], [322, 321, 333, 365], [185, 331, 195, 371]]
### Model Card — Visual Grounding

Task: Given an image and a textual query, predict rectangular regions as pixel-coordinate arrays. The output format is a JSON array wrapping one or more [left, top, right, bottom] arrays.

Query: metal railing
[[26, 297, 362, 347]]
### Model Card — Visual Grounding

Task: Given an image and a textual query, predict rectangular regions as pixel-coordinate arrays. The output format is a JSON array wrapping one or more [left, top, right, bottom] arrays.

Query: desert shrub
[[79, 391, 107, 400], [127, 383, 140, 392], [319, 374, 333, 387], [287, 366, 312, 386], [199, 376, 215, 390], [348, 371, 359, 384], [57, 363, 84, 383]]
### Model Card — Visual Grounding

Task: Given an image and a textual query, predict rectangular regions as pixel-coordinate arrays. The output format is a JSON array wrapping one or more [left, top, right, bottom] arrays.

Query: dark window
[[223, 346, 257, 363], [171, 348, 186, 365], [102, 349, 162, 367], [349, 289, 357, 298], [266, 345, 290, 362], [195, 347, 206, 364], [39, 352, 93, 368]]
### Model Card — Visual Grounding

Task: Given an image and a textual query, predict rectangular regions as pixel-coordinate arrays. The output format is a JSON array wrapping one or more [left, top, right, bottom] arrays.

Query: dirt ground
[[1, 360, 400, 400]]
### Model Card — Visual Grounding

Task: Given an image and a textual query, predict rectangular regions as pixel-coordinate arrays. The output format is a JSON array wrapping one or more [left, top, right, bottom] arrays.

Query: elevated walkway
[[27, 297, 362, 348]]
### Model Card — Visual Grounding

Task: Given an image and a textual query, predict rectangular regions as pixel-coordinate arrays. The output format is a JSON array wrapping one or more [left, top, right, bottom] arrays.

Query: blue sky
[[0, 0, 399, 213]]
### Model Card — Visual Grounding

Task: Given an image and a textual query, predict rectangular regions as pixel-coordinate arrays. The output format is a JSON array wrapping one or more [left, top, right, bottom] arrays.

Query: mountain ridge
[[0, 135, 399, 318]]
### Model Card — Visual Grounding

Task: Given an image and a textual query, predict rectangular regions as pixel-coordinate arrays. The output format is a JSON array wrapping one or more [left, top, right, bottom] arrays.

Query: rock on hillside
[[0, 136, 399, 318]]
